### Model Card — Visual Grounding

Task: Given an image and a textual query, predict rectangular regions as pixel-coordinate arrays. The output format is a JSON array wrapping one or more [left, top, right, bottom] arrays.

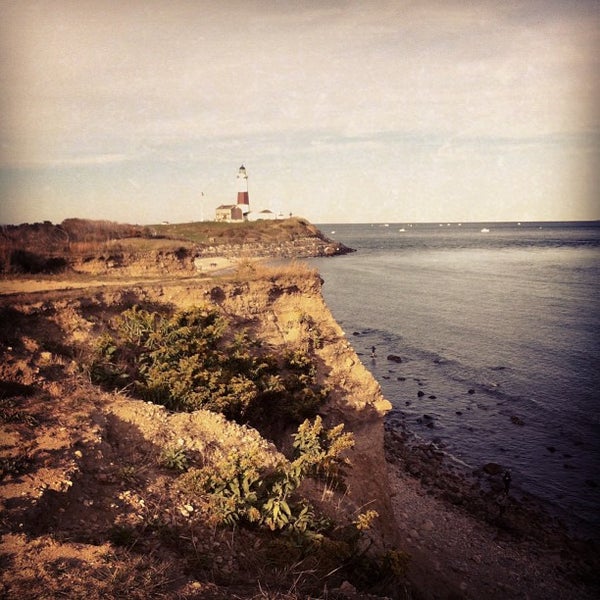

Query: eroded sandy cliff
[[0, 264, 399, 599]]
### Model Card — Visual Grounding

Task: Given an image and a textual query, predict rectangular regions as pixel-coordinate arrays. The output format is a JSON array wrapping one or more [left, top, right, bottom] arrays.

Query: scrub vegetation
[[0, 217, 332, 274], [90, 304, 328, 425]]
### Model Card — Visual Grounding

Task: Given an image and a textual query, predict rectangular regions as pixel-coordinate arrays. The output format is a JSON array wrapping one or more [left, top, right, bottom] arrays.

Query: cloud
[[0, 0, 598, 223], [5, 153, 137, 169], [2, 0, 596, 147]]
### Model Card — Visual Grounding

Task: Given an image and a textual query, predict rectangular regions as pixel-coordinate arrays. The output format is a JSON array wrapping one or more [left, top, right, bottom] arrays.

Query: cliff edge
[[0, 261, 401, 599]]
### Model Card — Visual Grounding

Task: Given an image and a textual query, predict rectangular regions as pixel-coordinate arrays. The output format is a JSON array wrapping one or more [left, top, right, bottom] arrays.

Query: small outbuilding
[[215, 204, 244, 222]]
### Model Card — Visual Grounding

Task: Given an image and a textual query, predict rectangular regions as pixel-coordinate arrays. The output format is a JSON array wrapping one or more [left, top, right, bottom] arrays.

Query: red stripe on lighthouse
[[237, 192, 249, 205]]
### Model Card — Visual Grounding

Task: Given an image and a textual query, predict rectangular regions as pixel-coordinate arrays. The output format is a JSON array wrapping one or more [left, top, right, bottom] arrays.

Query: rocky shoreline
[[383, 418, 599, 599]]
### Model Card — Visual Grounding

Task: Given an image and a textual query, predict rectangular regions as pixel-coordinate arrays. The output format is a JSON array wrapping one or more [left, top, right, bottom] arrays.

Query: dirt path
[[0, 260, 234, 296]]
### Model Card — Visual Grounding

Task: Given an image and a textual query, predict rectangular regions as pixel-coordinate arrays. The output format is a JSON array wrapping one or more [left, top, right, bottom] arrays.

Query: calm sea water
[[309, 222, 600, 539]]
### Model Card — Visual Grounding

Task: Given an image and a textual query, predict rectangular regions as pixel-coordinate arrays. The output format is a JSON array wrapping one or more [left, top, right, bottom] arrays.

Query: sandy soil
[[0, 257, 235, 296], [0, 268, 394, 599]]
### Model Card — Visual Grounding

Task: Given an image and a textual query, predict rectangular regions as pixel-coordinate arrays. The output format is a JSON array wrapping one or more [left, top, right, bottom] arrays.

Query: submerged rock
[[482, 462, 504, 476]]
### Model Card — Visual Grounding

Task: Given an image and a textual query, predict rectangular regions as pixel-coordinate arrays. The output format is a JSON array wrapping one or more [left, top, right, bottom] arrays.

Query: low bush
[[9, 249, 68, 274], [291, 415, 354, 483], [89, 304, 328, 425]]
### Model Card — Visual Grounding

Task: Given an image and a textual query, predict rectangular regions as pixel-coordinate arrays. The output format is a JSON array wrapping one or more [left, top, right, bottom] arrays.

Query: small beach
[[384, 424, 599, 599]]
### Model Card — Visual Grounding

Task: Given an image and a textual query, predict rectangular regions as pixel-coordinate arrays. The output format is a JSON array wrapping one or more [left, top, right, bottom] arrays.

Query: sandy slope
[[0, 268, 395, 599]]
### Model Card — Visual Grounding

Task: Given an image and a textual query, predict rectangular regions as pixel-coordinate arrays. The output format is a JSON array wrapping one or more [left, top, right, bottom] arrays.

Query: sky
[[0, 0, 598, 225]]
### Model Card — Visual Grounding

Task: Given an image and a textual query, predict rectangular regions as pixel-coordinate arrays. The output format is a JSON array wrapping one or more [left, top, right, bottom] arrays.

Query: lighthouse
[[236, 164, 250, 216]]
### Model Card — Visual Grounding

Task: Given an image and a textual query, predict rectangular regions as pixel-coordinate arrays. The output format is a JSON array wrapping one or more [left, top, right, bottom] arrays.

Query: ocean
[[309, 221, 600, 540]]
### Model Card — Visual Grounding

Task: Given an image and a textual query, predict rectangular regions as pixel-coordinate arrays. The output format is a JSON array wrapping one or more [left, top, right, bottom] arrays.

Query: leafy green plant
[[178, 449, 263, 527], [178, 417, 353, 534], [353, 509, 379, 531], [89, 332, 129, 387], [159, 445, 189, 472], [117, 465, 139, 484], [291, 415, 355, 482], [114, 305, 160, 346]]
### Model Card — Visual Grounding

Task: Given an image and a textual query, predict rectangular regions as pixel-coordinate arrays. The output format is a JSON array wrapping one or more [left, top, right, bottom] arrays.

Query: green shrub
[[88, 331, 131, 388], [88, 304, 328, 425], [291, 415, 355, 482], [114, 305, 161, 346], [353, 509, 379, 531]]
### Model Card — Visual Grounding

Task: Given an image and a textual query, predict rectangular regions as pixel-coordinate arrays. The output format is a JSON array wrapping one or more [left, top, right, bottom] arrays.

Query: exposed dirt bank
[[0, 267, 397, 599]]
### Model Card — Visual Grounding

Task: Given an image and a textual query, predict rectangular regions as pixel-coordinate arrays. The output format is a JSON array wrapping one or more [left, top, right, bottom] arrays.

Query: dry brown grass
[[234, 260, 319, 282]]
